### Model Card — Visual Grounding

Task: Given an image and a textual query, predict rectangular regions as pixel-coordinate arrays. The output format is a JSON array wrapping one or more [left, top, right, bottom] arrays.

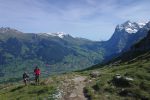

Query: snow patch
[[137, 21, 149, 28], [39, 32, 68, 38], [47, 32, 66, 38], [116, 21, 149, 34], [125, 28, 138, 33]]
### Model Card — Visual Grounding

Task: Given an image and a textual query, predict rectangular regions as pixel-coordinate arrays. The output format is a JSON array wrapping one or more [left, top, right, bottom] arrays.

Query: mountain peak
[[0, 27, 22, 33], [116, 20, 150, 34], [116, 20, 148, 34], [123, 20, 132, 25], [116, 21, 139, 34]]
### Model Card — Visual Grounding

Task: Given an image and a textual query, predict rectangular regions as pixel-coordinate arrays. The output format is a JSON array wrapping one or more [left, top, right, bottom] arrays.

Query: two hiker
[[23, 67, 41, 86]]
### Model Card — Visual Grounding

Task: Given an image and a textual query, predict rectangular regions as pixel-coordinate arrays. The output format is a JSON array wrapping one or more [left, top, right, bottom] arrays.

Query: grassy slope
[[80, 52, 150, 100], [0, 85, 56, 100], [0, 78, 58, 100], [0, 73, 76, 100]]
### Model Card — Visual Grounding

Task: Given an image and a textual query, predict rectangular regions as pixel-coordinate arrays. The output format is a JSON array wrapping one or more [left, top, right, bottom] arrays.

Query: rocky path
[[60, 75, 88, 100]]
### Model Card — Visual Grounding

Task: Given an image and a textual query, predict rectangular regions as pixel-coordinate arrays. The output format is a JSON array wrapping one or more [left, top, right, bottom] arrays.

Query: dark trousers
[[35, 75, 39, 85], [23, 78, 29, 86]]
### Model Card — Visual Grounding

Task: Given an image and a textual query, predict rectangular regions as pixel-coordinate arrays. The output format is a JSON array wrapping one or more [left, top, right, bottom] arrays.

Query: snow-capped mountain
[[103, 20, 150, 58], [116, 21, 147, 34]]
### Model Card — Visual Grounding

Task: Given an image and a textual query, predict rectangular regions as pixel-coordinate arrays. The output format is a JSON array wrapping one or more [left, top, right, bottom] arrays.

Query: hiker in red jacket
[[34, 66, 40, 85]]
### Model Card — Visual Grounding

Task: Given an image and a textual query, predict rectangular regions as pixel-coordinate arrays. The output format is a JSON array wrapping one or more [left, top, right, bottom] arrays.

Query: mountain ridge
[[0, 20, 150, 83]]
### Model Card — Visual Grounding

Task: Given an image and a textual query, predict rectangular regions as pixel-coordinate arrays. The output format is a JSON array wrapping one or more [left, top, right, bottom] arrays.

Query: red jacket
[[34, 68, 40, 75]]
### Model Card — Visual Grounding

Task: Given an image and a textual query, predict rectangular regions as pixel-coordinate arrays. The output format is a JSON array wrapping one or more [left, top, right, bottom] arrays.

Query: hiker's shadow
[[10, 86, 24, 92]]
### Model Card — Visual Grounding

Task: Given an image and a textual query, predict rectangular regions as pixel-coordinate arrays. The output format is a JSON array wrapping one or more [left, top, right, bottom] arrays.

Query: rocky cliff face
[[103, 21, 150, 58]]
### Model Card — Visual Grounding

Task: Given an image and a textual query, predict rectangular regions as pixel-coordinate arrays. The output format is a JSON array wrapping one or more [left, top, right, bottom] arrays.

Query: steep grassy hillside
[[81, 52, 150, 100], [80, 31, 150, 99]]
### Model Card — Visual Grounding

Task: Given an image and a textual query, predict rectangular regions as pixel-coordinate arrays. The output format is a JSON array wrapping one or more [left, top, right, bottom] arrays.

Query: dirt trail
[[61, 75, 88, 100]]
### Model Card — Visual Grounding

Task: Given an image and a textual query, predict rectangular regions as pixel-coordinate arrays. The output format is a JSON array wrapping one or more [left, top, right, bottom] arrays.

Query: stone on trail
[[90, 71, 101, 78]]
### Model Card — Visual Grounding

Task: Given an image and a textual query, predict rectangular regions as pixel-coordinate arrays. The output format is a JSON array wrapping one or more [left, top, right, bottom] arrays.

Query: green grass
[[0, 73, 77, 100], [0, 80, 57, 100], [80, 55, 150, 100]]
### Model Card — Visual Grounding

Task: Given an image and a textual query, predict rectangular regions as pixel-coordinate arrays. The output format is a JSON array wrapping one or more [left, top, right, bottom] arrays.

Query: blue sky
[[0, 0, 150, 41]]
